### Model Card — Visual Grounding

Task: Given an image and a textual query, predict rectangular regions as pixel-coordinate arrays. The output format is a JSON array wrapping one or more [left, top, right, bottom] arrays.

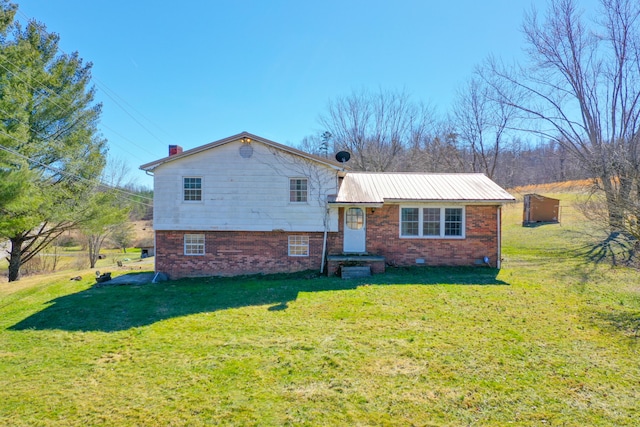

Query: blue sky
[[15, 0, 598, 188]]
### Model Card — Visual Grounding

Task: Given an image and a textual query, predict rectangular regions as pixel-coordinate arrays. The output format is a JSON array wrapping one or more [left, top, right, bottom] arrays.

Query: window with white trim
[[184, 234, 205, 255], [444, 208, 463, 236], [401, 207, 420, 236], [288, 235, 309, 256], [183, 177, 202, 201], [423, 207, 441, 236], [400, 206, 465, 238], [289, 178, 308, 203]]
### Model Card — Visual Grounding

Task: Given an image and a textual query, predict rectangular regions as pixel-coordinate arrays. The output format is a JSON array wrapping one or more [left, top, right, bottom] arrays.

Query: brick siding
[[156, 204, 500, 278], [156, 230, 339, 279], [329, 205, 500, 268]]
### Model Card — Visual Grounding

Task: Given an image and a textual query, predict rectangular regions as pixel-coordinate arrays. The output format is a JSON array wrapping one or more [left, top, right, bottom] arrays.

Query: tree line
[[300, 95, 589, 189]]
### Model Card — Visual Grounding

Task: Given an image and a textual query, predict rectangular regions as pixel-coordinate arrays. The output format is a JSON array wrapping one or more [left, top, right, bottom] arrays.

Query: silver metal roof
[[333, 173, 515, 204]]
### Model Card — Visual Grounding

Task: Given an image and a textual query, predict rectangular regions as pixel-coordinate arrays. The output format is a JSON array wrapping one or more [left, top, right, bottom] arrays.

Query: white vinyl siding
[[400, 206, 465, 238], [184, 234, 205, 255], [152, 141, 339, 232], [288, 235, 309, 256]]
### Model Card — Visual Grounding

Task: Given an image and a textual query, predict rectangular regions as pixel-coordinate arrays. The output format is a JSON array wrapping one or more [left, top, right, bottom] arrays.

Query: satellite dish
[[335, 151, 351, 163]]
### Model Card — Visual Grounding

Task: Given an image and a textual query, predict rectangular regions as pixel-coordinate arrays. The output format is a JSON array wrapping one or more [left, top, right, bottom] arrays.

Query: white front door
[[343, 207, 366, 253]]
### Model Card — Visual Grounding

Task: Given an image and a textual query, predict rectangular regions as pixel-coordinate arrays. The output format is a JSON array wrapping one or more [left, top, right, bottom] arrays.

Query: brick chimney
[[169, 145, 183, 156]]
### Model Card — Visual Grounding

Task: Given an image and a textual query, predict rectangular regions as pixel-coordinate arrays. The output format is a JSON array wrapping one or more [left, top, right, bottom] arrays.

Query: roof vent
[[239, 144, 253, 158], [169, 145, 183, 156]]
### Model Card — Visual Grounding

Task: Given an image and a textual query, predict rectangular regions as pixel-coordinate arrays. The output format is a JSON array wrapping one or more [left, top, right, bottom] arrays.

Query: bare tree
[[403, 122, 468, 173], [110, 223, 135, 253], [318, 89, 435, 171], [297, 133, 327, 157], [487, 0, 640, 233], [452, 77, 515, 180], [79, 191, 130, 268], [102, 155, 134, 189]]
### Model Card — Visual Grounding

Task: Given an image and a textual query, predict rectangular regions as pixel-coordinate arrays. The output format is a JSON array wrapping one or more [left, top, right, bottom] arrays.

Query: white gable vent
[[239, 144, 253, 158]]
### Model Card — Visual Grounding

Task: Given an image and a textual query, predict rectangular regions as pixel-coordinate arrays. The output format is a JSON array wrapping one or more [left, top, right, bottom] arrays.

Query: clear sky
[[15, 0, 599, 189]]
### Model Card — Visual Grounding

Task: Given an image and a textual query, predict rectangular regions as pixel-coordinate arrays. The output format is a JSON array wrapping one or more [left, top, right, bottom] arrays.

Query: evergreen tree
[[0, 1, 107, 281]]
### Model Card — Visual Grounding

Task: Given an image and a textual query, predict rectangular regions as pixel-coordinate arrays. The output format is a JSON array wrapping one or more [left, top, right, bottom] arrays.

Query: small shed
[[523, 194, 560, 226], [138, 246, 155, 258]]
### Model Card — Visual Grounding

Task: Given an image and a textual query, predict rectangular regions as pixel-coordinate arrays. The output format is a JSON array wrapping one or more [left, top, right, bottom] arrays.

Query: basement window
[[288, 235, 309, 256], [184, 234, 205, 255]]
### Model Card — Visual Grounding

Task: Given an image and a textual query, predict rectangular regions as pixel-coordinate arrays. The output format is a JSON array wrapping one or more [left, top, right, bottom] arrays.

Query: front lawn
[[1, 196, 639, 426]]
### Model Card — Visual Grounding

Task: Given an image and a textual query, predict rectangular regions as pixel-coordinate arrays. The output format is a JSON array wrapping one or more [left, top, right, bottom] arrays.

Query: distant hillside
[[131, 220, 153, 247], [509, 179, 594, 198]]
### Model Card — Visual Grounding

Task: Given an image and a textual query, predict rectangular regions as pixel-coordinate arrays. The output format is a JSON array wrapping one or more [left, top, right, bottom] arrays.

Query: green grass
[[1, 197, 639, 426]]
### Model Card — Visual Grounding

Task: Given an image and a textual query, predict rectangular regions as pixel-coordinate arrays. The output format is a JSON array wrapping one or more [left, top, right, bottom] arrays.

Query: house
[[522, 194, 560, 226], [140, 132, 515, 279]]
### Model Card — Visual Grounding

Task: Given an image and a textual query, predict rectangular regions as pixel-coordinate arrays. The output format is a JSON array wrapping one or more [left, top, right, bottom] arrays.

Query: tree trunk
[[601, 175, 628, 232], [8, 237, 24, 282], [88, 235, 98, 269]]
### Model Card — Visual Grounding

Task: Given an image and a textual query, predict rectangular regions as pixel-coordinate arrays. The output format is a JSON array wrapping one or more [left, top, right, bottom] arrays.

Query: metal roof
[[333, 173, 515, 204]]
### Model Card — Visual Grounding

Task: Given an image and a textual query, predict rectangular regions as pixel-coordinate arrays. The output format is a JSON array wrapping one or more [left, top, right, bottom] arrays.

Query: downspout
[[145, 169, 156, 274], [320, 173, 344, 274], [153, 231, 157, 274], [321, 172, 341, 274], [497, 206, 502, 269], [320, 207, 329, 274]]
